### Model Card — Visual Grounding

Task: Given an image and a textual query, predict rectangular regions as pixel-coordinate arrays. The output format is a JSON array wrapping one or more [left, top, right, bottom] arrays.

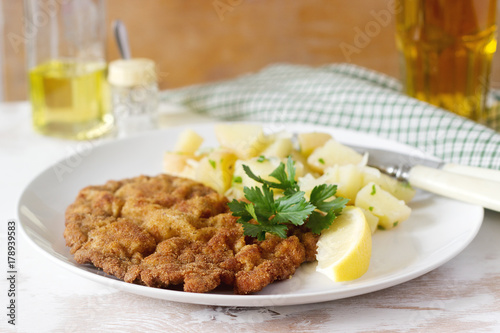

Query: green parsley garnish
[[318, 158, 325, 165], [233, 176, 243, 184], [257, 155, 267, 163], [209, 159, 216, 169], [371, 184, 377, 195], [228, 156, 348, 240], [369, 206, 374, 211], [402, 182, 413, 189], [393, 221, 399, 227]]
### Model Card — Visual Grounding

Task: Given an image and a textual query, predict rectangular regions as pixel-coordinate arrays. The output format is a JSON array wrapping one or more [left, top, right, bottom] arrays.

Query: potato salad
[[164, 123, 414, 233]]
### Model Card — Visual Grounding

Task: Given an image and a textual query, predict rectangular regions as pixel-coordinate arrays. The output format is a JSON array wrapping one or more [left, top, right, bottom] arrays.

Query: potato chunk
[[195, 150, 237, 194], [214, 123, 271, 159], [355, 182, 411, 230], [307, 139, 364, 173], [163, 152, 191, 175], [298, 132, 332, 157], [359, 207, 379, 234], [361, 166, 416, 203], [322, 165, 363, 202], [174, 129, 204, 154], [261, 138, 293, 158]]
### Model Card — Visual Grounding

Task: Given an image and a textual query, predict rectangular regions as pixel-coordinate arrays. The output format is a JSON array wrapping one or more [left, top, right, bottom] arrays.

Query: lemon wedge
[[316, 206, 372, 282]]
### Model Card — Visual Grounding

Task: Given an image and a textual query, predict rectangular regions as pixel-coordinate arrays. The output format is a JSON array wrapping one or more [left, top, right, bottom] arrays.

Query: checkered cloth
[[161, 63, 500, 170]]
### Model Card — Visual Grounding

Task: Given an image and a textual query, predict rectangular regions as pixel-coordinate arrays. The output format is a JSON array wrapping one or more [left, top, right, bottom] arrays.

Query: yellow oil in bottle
[[29, 60, 113, 140], [396, 0, 497, 121]]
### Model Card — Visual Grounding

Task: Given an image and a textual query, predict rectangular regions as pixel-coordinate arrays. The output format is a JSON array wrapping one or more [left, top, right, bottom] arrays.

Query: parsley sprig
[[228, 157, 349, 240]]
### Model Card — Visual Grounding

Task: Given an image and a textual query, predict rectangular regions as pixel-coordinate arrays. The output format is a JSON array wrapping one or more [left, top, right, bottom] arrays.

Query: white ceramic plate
[[17, 123, 484, 307]]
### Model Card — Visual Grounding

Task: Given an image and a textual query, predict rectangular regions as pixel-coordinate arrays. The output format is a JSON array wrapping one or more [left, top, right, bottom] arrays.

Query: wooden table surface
[[1, 102, 500, 333]]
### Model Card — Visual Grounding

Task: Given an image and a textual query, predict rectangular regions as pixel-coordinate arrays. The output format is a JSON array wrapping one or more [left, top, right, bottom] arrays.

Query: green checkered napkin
[[161, 63, 500, 170]]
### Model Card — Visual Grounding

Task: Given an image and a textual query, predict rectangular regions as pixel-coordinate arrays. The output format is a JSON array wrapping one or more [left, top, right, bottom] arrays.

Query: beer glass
[[25, 0, 113, 140], [396, 0, 497, 121]]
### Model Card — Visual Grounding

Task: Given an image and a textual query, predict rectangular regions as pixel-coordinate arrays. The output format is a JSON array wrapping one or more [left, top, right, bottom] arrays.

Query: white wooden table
[[1, 102, 499, 333]]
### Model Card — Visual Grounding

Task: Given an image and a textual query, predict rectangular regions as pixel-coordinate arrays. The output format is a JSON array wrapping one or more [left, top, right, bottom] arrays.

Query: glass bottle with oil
[[25, 0, 113, 140], [396, 0, 497, 121]]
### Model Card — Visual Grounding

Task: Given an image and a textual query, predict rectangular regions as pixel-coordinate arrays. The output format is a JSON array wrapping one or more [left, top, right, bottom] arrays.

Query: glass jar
[[25, 0, 113, 140], [108, 58, 159, 137]]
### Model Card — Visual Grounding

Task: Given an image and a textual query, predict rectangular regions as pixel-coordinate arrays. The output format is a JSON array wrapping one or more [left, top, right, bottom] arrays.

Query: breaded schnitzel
[[64, 174, 318, 294]]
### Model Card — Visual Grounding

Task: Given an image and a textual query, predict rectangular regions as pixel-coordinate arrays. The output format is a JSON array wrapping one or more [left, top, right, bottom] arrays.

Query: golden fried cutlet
[[64, 174, 319, 294]]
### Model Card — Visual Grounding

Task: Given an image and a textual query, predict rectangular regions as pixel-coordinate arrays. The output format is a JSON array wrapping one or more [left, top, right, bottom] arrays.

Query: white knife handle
[[442, 163, 500, 182], [409, 165, 500, 212]]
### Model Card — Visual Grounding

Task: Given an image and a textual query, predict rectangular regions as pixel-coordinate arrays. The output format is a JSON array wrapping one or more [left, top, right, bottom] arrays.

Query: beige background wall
[[2, 0, 500, 101]]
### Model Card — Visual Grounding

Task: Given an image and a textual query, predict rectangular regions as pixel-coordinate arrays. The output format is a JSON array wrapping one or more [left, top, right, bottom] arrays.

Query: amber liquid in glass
[[29, 60, 113, 140], [396, 0, 497, 120]]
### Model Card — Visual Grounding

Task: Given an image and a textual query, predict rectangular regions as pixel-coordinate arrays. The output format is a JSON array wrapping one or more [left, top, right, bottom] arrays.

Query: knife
[[346, 144, 500, 212]]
